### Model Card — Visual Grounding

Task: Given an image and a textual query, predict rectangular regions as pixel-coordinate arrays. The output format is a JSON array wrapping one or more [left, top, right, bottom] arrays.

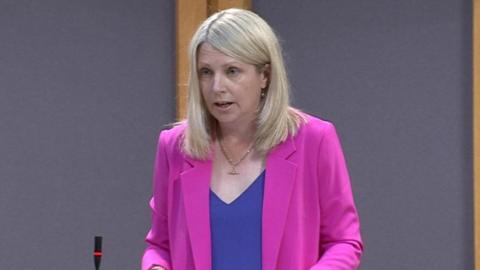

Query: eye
[[198, 68, 212, 77], [226, 67, 240, 76]]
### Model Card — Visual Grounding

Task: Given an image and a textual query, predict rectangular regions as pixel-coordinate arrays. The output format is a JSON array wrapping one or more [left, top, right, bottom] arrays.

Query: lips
[[214, 101, 234, 108]]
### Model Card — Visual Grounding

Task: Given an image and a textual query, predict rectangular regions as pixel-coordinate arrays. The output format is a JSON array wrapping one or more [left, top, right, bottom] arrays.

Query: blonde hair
[[183, 8, 305, 159]]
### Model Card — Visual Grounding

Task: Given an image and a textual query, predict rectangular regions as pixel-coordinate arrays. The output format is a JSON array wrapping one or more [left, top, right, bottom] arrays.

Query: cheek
[[199, 83, 210, 99], [199, 89, 210, 109], [244, 89, 262, 108]]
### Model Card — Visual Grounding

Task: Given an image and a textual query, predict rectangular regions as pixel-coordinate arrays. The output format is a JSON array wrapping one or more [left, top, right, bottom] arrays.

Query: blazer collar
[[180, 152, 213, 270], [180, 136, 297, 270], [262, 135, 297, 270]]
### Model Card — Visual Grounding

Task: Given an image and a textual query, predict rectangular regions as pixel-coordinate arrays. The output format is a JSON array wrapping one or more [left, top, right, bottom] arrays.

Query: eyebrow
[[197, 60, 242, 68]]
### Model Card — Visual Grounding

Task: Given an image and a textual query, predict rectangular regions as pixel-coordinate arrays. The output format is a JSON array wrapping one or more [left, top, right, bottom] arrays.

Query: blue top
[[210, 170, 265, 270]]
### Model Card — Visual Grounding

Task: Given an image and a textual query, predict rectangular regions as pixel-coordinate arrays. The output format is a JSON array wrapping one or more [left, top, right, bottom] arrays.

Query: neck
[[216, 121, 256, 146]]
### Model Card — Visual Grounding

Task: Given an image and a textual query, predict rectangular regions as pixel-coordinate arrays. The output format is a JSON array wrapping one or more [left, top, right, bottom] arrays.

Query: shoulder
[[295, 113, 337, 143], [157, 121, 187, 154]]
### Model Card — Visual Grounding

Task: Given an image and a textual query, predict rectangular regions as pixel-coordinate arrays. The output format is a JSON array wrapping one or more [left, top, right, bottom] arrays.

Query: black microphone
[[94, 236, 102, 270]]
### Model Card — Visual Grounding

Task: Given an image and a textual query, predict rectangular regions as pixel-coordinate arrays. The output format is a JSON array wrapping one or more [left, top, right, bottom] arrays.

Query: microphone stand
[[94, 236, 102, 270]]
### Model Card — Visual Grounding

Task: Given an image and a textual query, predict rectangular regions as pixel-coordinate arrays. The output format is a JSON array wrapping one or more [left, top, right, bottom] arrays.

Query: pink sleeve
[[142, 132, 172, 270], [310, 123, 364, 270]]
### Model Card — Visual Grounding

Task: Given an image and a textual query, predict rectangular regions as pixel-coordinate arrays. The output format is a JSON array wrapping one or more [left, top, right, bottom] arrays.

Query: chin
[[214, 116, 238, 125]]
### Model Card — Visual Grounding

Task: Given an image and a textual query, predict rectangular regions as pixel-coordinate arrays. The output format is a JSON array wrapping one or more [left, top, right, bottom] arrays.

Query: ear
[[260, 64, 270, 89]]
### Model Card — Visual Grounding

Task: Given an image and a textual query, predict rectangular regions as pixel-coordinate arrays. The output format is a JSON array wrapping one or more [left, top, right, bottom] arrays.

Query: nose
[[212, 73, 226, 93]]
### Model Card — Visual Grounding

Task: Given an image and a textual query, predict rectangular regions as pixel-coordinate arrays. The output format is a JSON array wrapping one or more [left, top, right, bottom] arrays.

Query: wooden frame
[[475, 0, 480, 268], [175, 0, 251, 120]]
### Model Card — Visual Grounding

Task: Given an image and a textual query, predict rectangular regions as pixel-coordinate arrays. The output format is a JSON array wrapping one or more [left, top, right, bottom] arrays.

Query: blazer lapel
[[262, 136, 297, 270], [180, 155, 213, 270]]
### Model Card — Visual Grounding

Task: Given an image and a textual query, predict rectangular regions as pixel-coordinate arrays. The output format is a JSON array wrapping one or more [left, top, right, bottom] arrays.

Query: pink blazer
[[142, 115, 363, 270]]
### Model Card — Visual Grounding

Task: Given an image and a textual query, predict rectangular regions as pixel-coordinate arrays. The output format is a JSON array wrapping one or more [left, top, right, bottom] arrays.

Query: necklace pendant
[[228, 167, 239, 175]]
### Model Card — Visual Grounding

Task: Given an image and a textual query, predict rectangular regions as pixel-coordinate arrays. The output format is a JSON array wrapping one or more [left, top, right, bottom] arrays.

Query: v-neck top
[[209, 170, 265, 270]]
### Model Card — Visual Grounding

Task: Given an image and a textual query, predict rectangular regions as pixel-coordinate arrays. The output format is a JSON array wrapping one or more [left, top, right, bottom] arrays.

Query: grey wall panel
[[0, 0, 174, 269], [253, 0, 472, 269]]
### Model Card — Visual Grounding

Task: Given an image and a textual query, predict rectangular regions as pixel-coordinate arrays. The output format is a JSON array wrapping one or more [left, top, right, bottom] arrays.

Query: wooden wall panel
[[176, 0, 251, 120], [209, 0, 251, 15], [175, 0, 208, 120]]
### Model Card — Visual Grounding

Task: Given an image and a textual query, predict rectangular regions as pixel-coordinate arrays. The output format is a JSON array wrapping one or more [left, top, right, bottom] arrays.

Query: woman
[[142, 8, 363, 270]]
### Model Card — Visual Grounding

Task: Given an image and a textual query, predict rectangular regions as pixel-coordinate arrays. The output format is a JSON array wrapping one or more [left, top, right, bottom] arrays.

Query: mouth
[[214, 101, 234, 109]]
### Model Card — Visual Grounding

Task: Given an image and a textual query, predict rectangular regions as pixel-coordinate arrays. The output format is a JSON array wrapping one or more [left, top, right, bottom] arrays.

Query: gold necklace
[[218, 139, 254, 175]]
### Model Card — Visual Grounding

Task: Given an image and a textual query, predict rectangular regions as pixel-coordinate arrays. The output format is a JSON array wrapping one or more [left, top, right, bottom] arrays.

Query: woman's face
[[197, 43, 268, 129]]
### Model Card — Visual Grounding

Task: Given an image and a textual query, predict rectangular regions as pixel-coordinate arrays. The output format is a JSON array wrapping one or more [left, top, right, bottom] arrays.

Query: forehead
[[197, 43, 241, 66]]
